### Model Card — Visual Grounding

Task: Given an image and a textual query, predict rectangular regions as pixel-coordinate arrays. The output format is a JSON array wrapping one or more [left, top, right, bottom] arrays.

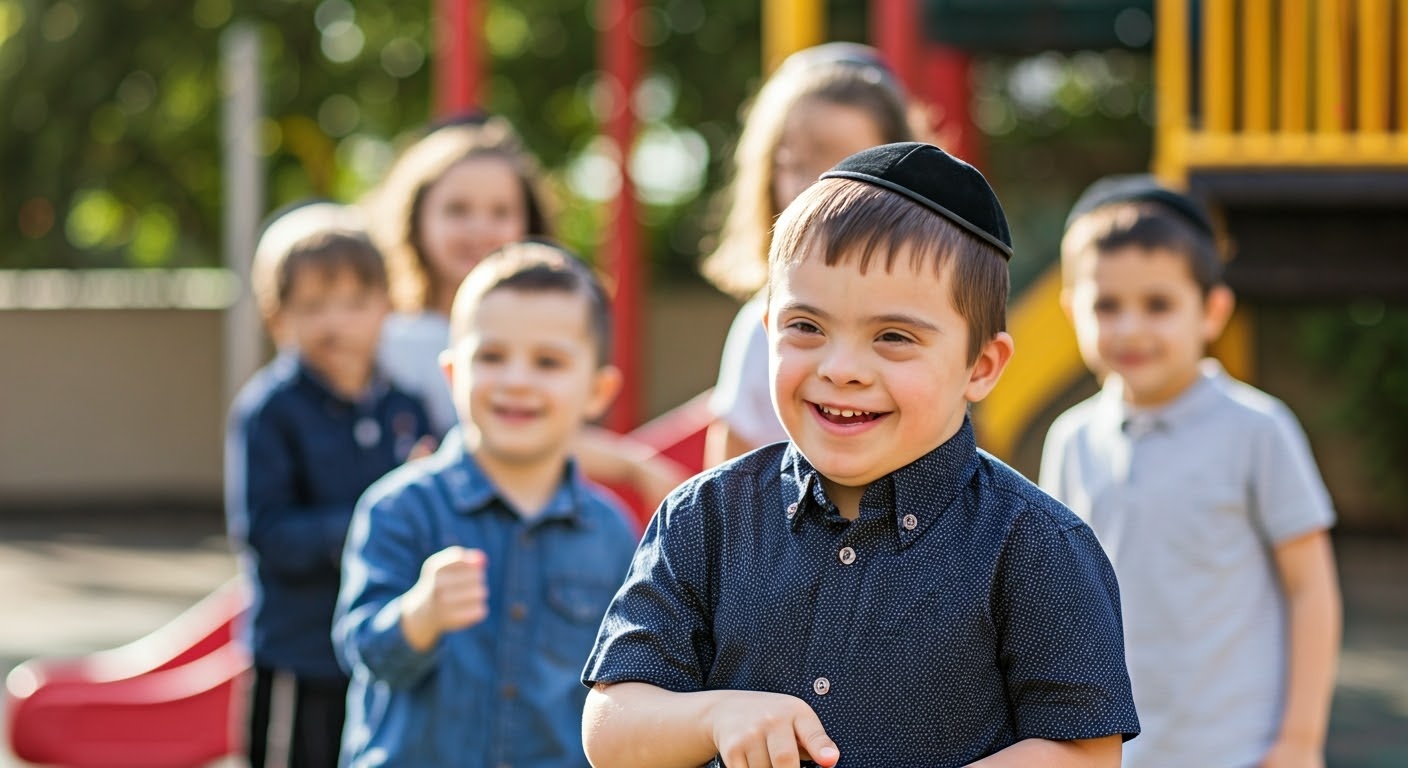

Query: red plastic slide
[[5, 393, 711, 767], [5, 577, 251, 767]]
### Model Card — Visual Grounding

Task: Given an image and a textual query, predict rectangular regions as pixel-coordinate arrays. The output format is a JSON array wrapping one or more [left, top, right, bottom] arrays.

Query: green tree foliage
[[0, 0, 1150, 285], [0, 0, 771, 277], [1300, 304, 1408, 508]]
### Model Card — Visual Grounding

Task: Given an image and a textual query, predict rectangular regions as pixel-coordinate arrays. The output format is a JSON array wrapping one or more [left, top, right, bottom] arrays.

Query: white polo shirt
[[1040, 360, 1335, 768]]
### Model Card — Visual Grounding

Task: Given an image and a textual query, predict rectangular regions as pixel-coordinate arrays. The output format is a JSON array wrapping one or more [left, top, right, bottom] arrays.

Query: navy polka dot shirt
[[583, 417, 1139, 766]]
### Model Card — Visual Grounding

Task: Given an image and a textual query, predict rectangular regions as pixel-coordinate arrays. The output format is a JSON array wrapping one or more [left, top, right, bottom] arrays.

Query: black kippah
[[1066, 174, 1215, 238], [820, 142, 1013, 261]]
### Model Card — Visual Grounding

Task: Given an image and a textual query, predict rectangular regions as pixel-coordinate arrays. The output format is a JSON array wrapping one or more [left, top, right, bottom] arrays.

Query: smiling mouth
[[813, 403, 884, 425], [493, 405, 540, 419]]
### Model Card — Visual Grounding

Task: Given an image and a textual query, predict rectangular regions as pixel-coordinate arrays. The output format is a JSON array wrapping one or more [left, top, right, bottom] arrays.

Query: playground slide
[[4, 396, 710, 767], [4, 578, 250, 767]]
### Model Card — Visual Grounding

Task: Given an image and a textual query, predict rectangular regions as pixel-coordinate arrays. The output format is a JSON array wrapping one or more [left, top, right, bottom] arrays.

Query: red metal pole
[[870, 0, 920, 91], [434, 0, 483, 118], [923, 44, 981, 168], [599, 0, 643, 431]]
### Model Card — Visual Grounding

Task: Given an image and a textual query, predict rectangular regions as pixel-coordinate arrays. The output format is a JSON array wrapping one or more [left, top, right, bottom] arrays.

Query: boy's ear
[[438, 347, 455, 383], [964, 331, 1015, 404], [1202, 284, 1236, 342], [1058, 286, 1074, 323], [265, 311, 291, 349], [585, 364, 623, 422]]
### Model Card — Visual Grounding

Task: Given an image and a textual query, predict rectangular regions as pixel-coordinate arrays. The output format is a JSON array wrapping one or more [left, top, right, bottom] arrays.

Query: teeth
[[821, 405, 868, 417]]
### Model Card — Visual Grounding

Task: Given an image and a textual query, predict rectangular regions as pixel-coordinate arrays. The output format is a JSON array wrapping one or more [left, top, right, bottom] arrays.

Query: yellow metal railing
[[1155, 0, 1408, 182]]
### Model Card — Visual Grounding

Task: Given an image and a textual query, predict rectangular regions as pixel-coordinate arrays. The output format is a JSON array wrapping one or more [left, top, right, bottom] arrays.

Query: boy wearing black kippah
[[582, 143, 1139, 767]]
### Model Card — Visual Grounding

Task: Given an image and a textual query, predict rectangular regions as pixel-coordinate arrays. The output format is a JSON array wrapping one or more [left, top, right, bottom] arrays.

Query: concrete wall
[[0, 309, 227, 506], [0, 287, 740, 508]]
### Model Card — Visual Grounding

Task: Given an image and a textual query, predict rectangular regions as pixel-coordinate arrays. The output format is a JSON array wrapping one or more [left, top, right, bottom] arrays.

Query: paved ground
[[1, 507, 1404, 767]]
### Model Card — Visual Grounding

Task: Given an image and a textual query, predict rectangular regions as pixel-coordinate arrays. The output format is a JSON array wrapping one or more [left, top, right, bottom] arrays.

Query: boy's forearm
[[583, 682, 722, 768], [966, 736, 1121, 768], [1274, 531, 1342, 751]]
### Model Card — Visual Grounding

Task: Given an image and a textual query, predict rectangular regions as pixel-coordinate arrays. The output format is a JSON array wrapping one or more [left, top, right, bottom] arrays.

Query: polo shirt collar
[[777, 417, 979, 546], [1097, 358, 1227, 438], [434, 427, 585, 524]]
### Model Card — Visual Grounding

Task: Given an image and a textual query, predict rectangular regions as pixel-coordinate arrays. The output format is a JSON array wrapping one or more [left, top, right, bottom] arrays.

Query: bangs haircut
[[770, 178, 1009, 365], [449, 241, 613, 367], [257, 230, 387, 317], [1061, 202, 1224, 294]]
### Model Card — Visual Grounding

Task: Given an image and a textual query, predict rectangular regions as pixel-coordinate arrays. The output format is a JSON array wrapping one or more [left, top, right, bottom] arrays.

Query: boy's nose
[[1109, 311, 1142, 337], [500, 358, 534, 387], [816, 342, 871, 386]]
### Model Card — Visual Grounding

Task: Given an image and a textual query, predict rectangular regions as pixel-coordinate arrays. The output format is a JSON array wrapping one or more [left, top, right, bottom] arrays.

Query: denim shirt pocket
[[541, 572, 619, 668]]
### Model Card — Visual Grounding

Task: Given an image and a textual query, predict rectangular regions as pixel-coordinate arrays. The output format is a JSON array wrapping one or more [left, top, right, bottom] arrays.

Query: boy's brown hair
[[1060, 177, 1226, 296], [449, 241, 613, 367], [770, 177, 1009, 365], [252, 202, 387, 320]]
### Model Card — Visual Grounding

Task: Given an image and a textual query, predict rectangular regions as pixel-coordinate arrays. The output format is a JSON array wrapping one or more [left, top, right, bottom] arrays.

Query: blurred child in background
[[1042, 176, 1341, 768], [225, 202, 431, 767], [363, 117, 686, 510], [334, 242, 638, 767], [701, 42, 924, 466]]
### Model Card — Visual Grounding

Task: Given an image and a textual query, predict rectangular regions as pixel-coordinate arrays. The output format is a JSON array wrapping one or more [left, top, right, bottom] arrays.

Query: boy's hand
[[709, 690, 839, 768], [400, 546, 488, 651]]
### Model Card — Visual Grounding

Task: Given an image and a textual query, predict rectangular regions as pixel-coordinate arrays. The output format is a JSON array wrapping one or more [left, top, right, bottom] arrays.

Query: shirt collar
[[1098, 358, 1227, 438], [777, 417, 979, 547], [289, 350, 391, 407], [433, 427, 585, 525]]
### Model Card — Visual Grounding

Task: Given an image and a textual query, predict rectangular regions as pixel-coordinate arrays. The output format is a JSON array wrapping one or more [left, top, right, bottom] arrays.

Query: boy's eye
[[474, 349, 504, 364], [785, 319, 821, 334], [1092, 298, 1118, 315], [1146, 296, 1172, 313], [535, 355, 564, 370], [877, 330, 912, 344]]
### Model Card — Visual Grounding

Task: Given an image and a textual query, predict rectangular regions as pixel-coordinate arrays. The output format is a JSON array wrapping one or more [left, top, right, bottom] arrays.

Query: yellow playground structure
[[979, 0, 1408, 463]]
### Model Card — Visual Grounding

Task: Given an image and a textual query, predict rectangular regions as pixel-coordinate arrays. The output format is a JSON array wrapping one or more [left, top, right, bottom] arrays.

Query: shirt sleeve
[[333, 486, 441, 687], [225, 401, 354, 579], [1249, 402, 1336, 544], [993, 506, 1141, 743], [708, 297, 785, 448], [581, 483, 716, 693]]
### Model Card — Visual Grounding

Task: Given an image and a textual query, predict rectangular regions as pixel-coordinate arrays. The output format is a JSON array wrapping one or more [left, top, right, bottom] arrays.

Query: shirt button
[[902, 513, 918, 530], [509, 602, 528, 621], [502, 683, 518, 700], [813, 676, 831, 695], [838, 546, 856, 565], [786, 502, 798, 519]]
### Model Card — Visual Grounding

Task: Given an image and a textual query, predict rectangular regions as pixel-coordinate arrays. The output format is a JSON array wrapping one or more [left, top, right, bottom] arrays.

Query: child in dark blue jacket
[[225, 202, 431, 768]]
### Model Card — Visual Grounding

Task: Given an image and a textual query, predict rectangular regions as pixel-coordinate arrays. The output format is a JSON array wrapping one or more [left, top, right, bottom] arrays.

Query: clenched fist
[[400, 546, 489, 651]]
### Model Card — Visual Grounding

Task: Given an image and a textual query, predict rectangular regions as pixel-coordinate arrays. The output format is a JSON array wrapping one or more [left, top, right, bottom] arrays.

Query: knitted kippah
[[1065, 174, 1215, 238], [821, 142, 1013, 260]]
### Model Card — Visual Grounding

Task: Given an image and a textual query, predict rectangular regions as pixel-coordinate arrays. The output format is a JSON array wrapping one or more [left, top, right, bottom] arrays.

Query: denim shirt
[[585, 418, 1139, 767], [334, 431, 639, 768]]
